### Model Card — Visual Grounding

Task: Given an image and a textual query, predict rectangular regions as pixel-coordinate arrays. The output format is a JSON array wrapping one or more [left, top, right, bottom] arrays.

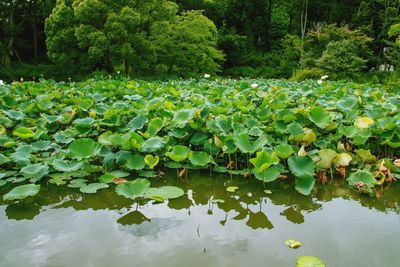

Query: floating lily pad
[[3, 184, 40, 201], [79, 183, 109, 194], [296, 256, 325, 267], [285, 239, 302, 249], [144, 154, 160, 169], [116, 179, 150, 199]]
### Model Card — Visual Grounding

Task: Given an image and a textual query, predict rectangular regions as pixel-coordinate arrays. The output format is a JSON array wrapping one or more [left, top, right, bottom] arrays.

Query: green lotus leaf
[[144, 186, 184, 200], [147, 117, 164, 136], [226, 186, 239, 192], [3, 184, 40, 201], [288, 156, 315, 177], [287, 122, 304, 136], [31, 140, 52, 151], [295, 174, 315, 195], [0, 154, 10, 165], [172, 108, 196, 128], [98, 173, 116, 183], [316, 149, 338, 169], [354, 149, 376, 163], [189, 132, 208, 146], [285, 239, 302, 249], [13, 127, 35, 139], [166, 145, 190, 162], [20, 163, 49, 181], [69, 138, 101, 159], [3, 110, 25, 120], [68, 179, 88, 188], [337, 96, 358, 111], [125, 154, 145, 170], [250, 149, 279, 172], [253, 165, 282, 183], [352, 129, 371, 145], [347, 170, 376, 188], [140, 137, 165, 153], [233, 134, 269, 154], [309, 106, 332, 129], [274, 143, 294, 159], [73, 117, 95, 127], [296, 256, 326, 267], [98, 131, 113, 146], [130, 132, 144, 149], [144, 155, 160, 169], [108, 170, 130, 177], [334, 153, 352, 167], [53, 159, 84, 172], [116, 178, 150, 199], [79, 183, 109, 194], [0, 180, 6, 187], [302, 128, 317, 144], [127, 115, 147, 131], [188, 151, 211, 166]]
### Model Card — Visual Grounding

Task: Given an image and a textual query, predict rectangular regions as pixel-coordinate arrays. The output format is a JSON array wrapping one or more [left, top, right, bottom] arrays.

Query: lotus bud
[[89, 111, 97, 118]]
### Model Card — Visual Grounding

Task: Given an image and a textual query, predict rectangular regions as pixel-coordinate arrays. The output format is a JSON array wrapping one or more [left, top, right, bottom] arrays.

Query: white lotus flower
[[251, 83, 259, 89], [204, 74, 210, 78], [321, 75, 329, 80], [317, 80, 323, 85], [0, 80, 4, 85]]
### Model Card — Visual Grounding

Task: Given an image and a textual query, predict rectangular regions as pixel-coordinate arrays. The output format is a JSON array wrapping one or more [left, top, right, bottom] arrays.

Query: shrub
[[291, 68, 325, 81]]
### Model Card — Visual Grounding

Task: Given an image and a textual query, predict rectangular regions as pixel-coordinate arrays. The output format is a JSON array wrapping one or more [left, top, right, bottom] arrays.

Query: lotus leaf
[[347, 170, 376, 188], [140, 137, 165, 153], [69, 138, 101, 159], [309, 106, 332, 129], [274, 143, 294, 159], [250, 150, 279, 172], [316, 149, 338, 169], [189, 151, 211, 166], [296, 256, 325, 267], [80, 183, 109, 194], [125, 154, 145, 170], [288, 156, 315, 177], [3, 184, 40, 201], [144, 186, 184, 200], [116, 178, 150, 199], [13, 127, 35, 139], [144, 155, 160, 169], [354, 116, 374, 129], [166, 145, 190, 162]]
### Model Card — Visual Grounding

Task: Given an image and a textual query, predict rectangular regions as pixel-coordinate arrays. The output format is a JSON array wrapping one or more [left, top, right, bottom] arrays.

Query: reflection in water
[[0, 172, 400, 267]]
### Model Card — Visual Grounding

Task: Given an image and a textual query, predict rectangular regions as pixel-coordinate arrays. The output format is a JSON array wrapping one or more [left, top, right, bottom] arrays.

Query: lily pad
[[53, 159, 84, 172], [285, 239, 302, 249], [13, 127, 35, 139], [3, 184, 40, 201], [116, 178, 150, 199], [189, 151, 211, 166], [125, 154, 146, 170], [288, 156, 315, 177], [79, 183, 109, 194], [166, 145, 190, 162], [140, 137, 165, 153], [226, 186, 239, 192], [144, 186, 185, 200], [144, 155, 160, 169], [69, 138, 102, 159], [296, 256, 325, 267]]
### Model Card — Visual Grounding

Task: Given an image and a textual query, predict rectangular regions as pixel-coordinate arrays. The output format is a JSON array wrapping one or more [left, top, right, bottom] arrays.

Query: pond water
[[0, 173, 399, 267]]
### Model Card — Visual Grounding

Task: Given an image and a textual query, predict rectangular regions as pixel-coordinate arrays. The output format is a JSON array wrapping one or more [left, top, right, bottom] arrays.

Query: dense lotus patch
[[0, 78, 399, 201]]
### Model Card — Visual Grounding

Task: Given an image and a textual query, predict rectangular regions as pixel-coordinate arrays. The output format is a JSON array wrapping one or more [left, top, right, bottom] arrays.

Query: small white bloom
[[0, 80, 4, 85], [204, 74, 210, 78], [251, 83, 259, 89], [117, 71, 121, 74], [317, 80, 323, 85], [321, 75, 329, 80]]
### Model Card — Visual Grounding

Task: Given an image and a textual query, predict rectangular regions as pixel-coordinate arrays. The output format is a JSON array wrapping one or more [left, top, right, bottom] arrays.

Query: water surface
[[0, 173, 399, 267]]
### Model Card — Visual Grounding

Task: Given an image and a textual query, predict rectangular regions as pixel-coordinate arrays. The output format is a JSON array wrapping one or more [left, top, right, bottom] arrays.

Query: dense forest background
[[0, 0, 399, 82]]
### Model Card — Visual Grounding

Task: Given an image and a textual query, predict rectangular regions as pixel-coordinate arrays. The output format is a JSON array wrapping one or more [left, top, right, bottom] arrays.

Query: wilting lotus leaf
[[79, 183, 109, 194], [140, 137, 165, 153], [253, 165, 282, 183], [274, 143, 294, 159], [334, 153, 352, 167], [296, 256, 325, 267], [116, 178, 150, 199], [166, 145, 190, 162], [20, 163, 49, 181], [285, 239, 302, 249], [302, 128, 317, 144], [354, 149, 376, 163], [3, 184, 40, 201], [53, 159, 83, 172], [69, 138, 101, 159], [288, 156, 315, 177], [250, 149, 279, 172], [347, 170, 376, 188], [172, 108, 196, 128], [316, 149, 338, 169], [354, 116, 374, 129], [13, 127, 35, 139], [127, 115, 147, 131], [226, 186, 239, 192], [295, 174, 315, 195], [125, 154, 145, 170], [144, 186, 184, 201], [309, 106, 332, 129], [189, 151, 211, 166], [144, 155, 159, 169]]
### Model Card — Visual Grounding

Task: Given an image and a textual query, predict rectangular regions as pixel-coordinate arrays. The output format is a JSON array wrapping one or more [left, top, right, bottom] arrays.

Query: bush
[[291, 68, 325, 81], [316, 40, 367, 78], [224, 66, 257, 78]]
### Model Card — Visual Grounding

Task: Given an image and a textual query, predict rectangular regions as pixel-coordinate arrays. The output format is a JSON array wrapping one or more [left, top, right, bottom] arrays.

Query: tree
[[389, 23, 400, 46], [150, 10, 224, 76], [45, 0, 178, 73]]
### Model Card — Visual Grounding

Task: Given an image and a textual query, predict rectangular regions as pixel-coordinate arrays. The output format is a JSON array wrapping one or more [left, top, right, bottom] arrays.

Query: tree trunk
[[33, 20, 38, 63], [5, 6, 15, 67]]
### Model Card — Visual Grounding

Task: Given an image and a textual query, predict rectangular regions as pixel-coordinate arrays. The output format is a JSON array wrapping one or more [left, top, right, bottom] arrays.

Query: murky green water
[[0, 173, 399, 267]]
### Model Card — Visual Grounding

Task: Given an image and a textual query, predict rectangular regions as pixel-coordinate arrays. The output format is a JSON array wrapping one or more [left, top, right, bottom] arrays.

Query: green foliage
[[291, 68, 324, 81], [150, 10, 224, 76], [316, 40, 367, 78], [389, 23, 400, 47]]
